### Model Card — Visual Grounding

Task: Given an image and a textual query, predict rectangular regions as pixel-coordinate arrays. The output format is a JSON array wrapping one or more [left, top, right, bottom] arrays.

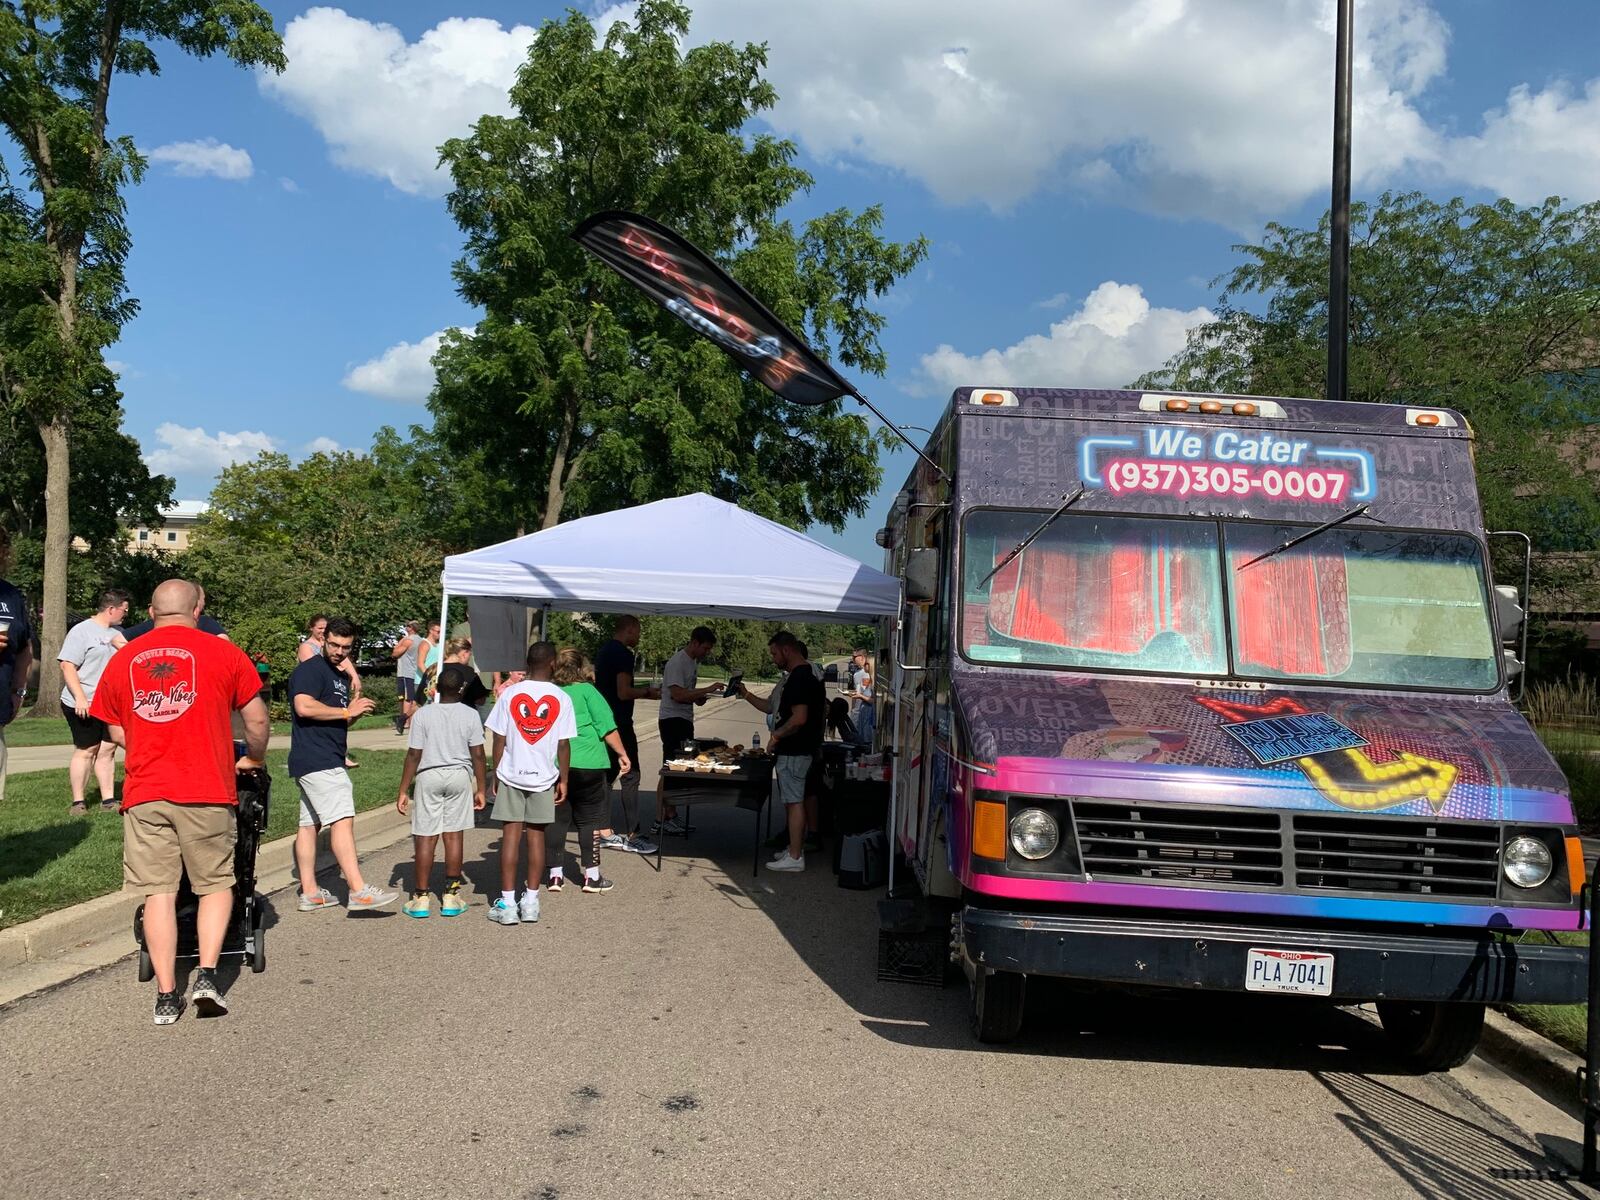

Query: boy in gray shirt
[[396, 665, 487, 917]]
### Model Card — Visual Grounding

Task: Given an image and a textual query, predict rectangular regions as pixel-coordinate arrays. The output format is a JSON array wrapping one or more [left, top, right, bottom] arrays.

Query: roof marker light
[[1164, 397, 1191, 412], [971, 389, 1018, 407], [1199, 400, 1224, 414], [1405, 408, 1458, 428], [1232, 401, 1258, 416]]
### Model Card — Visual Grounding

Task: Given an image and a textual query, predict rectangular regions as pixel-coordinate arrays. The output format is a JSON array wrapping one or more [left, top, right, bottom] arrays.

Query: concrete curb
[[0, 801, 414, 1002], [1480, 1008, 1586, 1111]]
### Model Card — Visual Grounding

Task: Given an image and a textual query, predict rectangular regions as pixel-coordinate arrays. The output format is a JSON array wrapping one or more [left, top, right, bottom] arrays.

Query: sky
[[102, 0, 1600, 565]]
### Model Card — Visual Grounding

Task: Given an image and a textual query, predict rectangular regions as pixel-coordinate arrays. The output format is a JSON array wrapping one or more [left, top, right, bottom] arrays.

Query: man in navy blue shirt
[[287, 617, 396, 913], [0, 527, 35, 804]]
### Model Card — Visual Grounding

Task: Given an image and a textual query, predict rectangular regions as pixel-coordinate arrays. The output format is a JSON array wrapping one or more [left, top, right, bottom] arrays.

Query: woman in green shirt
[[547, 648, 633, 893]]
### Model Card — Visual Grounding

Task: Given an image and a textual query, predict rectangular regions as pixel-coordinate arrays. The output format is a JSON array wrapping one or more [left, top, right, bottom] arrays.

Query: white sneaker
[[486, 898, 519, 926], [518, 892, 541, 923], [766, 852, 805, 872]]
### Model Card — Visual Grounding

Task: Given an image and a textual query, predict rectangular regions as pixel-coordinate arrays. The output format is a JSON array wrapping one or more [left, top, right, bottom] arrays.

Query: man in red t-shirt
[[92, 579, 270, 1026]]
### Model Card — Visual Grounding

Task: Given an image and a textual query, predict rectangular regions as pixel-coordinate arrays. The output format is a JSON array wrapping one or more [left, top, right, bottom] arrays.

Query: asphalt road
[[2, 694, 1592, 1199]]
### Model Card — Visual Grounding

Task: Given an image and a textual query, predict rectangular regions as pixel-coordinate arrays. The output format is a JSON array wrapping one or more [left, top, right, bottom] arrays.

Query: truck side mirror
[[904, 548, 938, 603], [1492, 585, 1523, 646], [1503, 648, 1525, 679]]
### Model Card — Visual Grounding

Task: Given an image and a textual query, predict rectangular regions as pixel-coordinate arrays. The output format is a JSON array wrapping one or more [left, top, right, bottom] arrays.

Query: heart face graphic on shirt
[[511, 692, 560, 746]]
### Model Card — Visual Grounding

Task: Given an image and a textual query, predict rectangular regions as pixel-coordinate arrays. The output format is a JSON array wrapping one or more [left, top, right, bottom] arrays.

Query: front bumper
[[961, 907, 1588, 1004]]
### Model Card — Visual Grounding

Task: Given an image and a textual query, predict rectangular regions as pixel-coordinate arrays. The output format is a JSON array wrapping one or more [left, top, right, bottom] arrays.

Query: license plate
[[1244, 948, 1334, 996]]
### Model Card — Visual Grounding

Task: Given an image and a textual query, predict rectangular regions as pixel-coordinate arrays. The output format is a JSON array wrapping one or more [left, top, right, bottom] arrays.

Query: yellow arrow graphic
[[1296, 748, 1458, 812]]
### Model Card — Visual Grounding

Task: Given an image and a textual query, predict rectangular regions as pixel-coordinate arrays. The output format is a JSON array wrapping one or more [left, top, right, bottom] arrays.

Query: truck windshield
[[963, 510, 1228, 675], [1225, 522, 1498, 690], [961, 510, 1501, 692]]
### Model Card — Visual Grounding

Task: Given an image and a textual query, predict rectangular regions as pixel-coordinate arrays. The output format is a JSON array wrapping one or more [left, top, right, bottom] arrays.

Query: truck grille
[[1291, 814, 1501, 899], [1068, 801, 1506, 900], [1073, 802, 1284, 887]]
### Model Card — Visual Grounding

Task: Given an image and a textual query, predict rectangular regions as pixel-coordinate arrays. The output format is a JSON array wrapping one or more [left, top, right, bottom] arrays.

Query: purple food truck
[[879, 385, 1587, 1068]]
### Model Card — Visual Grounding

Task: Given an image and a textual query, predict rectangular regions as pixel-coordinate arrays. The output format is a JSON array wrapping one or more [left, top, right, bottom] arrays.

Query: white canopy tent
[[438, 493, 900, 671]]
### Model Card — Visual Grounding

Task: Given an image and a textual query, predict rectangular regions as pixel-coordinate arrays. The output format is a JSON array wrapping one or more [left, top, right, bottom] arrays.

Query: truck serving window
[[963, 511, 1227, 675], [1225, 523, 1498, 690]]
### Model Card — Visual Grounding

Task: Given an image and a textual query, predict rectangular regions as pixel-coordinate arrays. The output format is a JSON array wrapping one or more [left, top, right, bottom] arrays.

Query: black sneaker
[[154, 990, 185, 1026], [580, 875, 615, 894], [191, 969, 229, 1018]]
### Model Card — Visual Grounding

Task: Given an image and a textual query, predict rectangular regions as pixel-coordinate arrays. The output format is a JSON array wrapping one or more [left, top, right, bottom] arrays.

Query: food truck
[[878, 386, 1587, 1068]]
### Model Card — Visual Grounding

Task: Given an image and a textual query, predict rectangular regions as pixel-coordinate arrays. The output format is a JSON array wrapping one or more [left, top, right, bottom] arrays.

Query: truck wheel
[[970, 968, 1026, 1044], [136, 949, 153, 983], [1376, 1000, 1485, 1071]]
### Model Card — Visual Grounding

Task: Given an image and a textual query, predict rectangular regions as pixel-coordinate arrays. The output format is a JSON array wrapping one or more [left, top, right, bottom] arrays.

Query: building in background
[[128, 500, 208, 551]]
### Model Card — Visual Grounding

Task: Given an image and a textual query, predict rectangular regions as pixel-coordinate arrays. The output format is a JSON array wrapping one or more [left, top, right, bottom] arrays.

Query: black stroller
[[134, 765, 271, 980]]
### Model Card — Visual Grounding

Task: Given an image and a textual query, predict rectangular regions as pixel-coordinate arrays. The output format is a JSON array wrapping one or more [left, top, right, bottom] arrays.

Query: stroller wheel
[[251, 925, 266, 973], [137, 948, 153, 983]]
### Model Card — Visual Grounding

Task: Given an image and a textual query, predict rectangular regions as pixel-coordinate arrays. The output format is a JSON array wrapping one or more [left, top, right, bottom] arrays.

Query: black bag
[[838, 828, 887, 890]]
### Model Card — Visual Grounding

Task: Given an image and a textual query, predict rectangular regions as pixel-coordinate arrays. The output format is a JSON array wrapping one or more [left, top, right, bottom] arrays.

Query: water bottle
[[752, 730, 762, 752]]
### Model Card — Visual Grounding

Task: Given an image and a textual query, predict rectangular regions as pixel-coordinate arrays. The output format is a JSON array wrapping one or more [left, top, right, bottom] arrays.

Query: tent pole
[[882, 611, 896, 895], [435, 584, 451, 706], [539, 603, 550, 641]]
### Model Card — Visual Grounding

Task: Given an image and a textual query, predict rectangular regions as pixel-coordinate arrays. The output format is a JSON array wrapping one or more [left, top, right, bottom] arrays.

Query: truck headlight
[[1503, 836, 1553, 889], [1010, 808, 1059, 860]]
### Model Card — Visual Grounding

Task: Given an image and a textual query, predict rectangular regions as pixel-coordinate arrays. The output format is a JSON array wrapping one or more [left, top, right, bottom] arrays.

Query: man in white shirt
[[655, 626, 720, 835], [58, 589, 131, 812], [483, 642, 576, 926]]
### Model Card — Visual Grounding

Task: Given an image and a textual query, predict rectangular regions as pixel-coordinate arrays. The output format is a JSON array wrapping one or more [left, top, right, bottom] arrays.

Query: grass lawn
[[1503, 929, 1589, 1055], [0, 749, 405, 931], [3, 714, 389, 746]]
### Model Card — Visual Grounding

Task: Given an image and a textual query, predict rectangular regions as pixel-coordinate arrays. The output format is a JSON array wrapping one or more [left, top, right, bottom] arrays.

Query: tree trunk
[[541, 395, 579, 530], [29, 416, 70, 718]]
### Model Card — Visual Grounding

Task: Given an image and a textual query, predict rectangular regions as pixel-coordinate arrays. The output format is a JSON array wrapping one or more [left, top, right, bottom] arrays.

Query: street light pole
[[1328, 0, 1354, 404]]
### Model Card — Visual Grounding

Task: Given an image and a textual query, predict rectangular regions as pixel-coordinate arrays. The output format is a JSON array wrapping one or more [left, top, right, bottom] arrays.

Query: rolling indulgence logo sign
[[572, 211, 853, 407], [1194, 695, 1457, 811]]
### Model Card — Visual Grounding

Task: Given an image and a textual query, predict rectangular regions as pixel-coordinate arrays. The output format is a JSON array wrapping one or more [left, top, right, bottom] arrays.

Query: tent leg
[[538, 603, 549, 641], [435, 587, 450, 705]]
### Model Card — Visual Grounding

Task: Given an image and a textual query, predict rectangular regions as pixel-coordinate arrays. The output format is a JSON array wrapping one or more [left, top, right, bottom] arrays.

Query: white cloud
[[279, 176, 302, 193], [259, 2, 1600, 223], [146, 138, 254, 180], [142, 424, 277, 475], [341, 329, 454, 402], [1442, 79, 1600, 205], [916, 281, 1211, 392], [261, 8, 537, 196], [1033, 291, 1071, 311], [302, 436, 344, 456]]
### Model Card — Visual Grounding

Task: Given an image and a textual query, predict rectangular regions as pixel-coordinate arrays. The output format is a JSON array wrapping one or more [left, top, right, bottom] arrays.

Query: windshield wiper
[[978, 485, 1085, 588], [1237, 503, 1382, 570]]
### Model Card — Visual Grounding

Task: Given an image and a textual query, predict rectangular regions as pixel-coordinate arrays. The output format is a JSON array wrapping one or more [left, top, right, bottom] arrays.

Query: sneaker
[[581, 875, 615, 894], [598, 833, 630, 853], [518, 892, 541, 923], [190, 969, 228, 1018], [624, 834, 658, 855], [297, 887, 341, 912], [70, 801, 88, 816], [403, 893, 434, 919], [486, 898, 520, 926], [547, 874, 565, 893], [347, 885, 399, 911], [99, 797, 120, 813], [766, 851, 805, 873], [652, 818, 687, 836], [440, 889, 468, 917], [154, 990, 185, 1026]]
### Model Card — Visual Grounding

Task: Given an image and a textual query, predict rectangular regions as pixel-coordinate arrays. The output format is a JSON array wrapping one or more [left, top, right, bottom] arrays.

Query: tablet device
[[724, 672, 744, 695]]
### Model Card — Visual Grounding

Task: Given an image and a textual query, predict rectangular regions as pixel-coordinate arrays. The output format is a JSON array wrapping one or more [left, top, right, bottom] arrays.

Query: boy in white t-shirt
[[483, 642, 576, 926]]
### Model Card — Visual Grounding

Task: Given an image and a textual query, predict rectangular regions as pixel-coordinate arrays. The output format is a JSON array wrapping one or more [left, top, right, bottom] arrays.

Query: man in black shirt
[[594, 615, 660, 853], [764, 631, 823, 872], [0, 527, 34, 805]]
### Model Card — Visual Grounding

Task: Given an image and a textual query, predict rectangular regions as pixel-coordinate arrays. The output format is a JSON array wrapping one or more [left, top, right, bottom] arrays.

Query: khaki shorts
[[491, 782, 555, 825], [124, 801, 237, 896]]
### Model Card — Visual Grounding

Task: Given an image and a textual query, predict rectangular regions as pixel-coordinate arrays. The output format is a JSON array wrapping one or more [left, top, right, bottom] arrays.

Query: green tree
[[1139, 192, 1600, 571], [187, 449, 445, 683], [0, 1, 284, 715], [431, 0, 926, 540]]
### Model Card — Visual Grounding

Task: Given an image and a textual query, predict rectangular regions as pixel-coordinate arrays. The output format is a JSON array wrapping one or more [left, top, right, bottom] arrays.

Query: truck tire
[[1376, 1000, 1485, 1071], [970, 968, 1026, 1044]]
